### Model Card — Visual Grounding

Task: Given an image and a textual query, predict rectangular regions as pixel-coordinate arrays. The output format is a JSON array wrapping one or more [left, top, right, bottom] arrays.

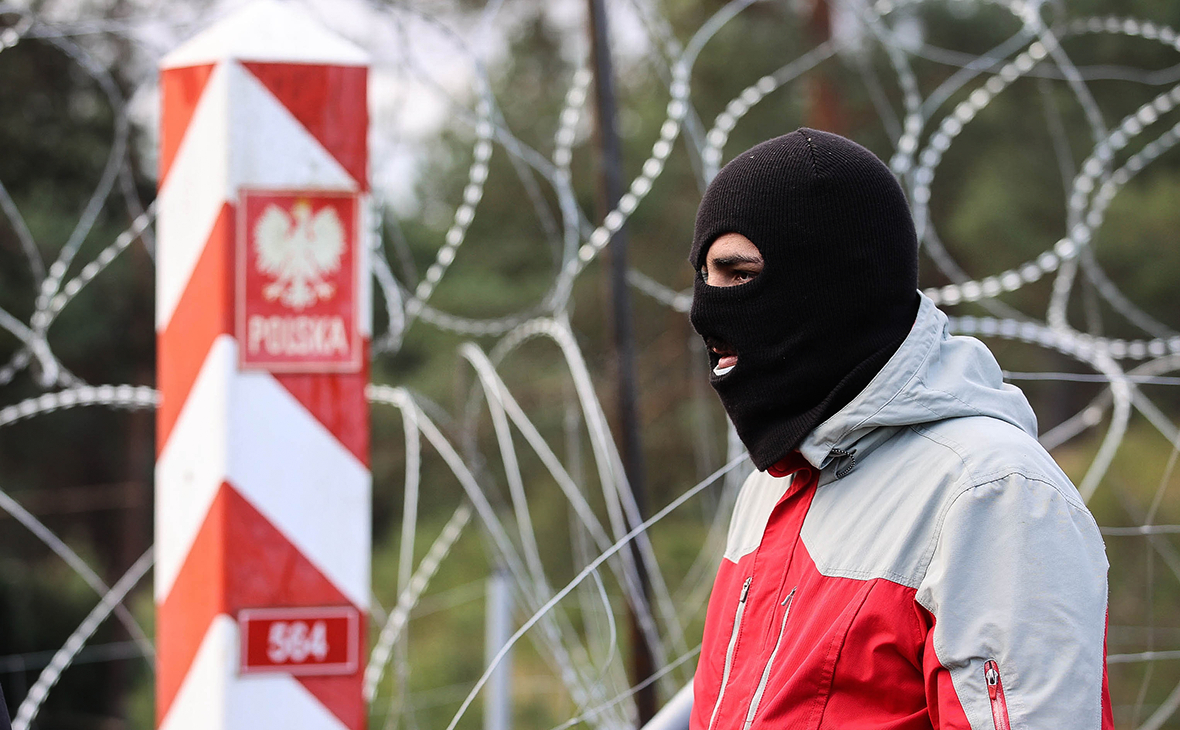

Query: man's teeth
[[710, 342, 736, 375]]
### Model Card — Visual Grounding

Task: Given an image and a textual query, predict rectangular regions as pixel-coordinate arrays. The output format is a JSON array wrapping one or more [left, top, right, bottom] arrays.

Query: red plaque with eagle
[[236, 189, 362, 372]]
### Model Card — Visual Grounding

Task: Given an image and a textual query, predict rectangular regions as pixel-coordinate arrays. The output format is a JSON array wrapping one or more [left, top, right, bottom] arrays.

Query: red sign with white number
[[238, 606, 359, 675], [236, 189, 362, 372]]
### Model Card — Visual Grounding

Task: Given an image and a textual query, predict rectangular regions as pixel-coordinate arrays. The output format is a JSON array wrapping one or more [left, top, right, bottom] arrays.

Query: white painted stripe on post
[[155, 335, 235, 602], [159, 615, 231, 730], [224, 345, 370, 609], [156, 61, 359, 330], [162, 0, 367, 69], [226, 61, 358, 192], [156, 61, 232, 330], [155, 335, 370, 607], [160, 615, 351, 730]]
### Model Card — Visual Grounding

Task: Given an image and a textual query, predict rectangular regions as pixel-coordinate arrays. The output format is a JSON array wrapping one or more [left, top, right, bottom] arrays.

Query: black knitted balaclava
[[689, 129, 919, 471]]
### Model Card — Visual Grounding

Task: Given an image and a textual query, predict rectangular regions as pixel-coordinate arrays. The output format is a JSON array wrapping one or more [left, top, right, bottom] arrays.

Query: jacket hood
[[798, 293, 1038, 472]]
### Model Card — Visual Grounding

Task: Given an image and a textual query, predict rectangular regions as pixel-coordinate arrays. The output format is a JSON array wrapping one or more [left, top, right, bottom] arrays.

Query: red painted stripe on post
[[156, 203, 235, 455], [157, 482, 230, 724], [158, 482, 360, 724], [159, 63, 217, 185], [300, 663, 367, 730], [240, 63, 368, 189], [221, 488, 352, 610], [274, 355, 371, 467]]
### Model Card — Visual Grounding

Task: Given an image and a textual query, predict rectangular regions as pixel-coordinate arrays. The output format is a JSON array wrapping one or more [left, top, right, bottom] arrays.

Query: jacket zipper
[[984, 659, 1011, 730], [706, 577, 752, 730], [742, 587, 797, 730]]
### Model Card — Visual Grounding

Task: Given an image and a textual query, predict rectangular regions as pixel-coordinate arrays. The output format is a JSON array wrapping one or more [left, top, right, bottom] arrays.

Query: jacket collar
[[796, 292, 1038, 478]]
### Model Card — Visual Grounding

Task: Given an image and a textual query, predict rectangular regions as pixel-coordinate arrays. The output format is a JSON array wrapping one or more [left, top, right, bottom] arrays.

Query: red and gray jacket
[[691, 295, 1113, 729]]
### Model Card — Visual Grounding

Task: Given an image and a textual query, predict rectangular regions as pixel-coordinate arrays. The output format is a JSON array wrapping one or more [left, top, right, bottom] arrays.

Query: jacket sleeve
[[915, 472, 1111, 729]]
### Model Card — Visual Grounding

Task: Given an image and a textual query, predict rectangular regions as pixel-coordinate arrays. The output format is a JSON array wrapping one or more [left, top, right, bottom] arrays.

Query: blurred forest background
[[1, 0, 1180, 728]]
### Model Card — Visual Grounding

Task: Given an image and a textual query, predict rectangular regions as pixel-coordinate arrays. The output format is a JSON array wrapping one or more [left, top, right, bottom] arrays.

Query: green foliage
[[0, 20, 156, 724]]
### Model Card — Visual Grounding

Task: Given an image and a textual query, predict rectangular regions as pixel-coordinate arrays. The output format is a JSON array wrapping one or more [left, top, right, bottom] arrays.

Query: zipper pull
[[740, 577, 752, 603], [984, 660, 999, 700], [781, 586, 796, 608], [983, 659, 1011, 730]]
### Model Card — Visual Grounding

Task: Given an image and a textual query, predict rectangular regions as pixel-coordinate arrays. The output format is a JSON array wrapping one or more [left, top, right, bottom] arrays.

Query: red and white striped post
[[154, 2, 370, 728]]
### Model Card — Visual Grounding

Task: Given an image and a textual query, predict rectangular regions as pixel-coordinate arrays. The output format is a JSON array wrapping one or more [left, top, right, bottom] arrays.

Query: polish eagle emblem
[[254, 200, 345, 310]]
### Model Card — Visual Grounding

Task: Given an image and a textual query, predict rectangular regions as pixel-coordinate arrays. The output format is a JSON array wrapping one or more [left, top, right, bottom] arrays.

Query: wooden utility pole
[[805, 0, 848, 133], [586, 0, 656, 724]]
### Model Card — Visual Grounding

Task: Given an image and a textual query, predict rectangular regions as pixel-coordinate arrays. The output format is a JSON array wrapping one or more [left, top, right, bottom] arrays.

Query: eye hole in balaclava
[[688, 129, 919, 471]]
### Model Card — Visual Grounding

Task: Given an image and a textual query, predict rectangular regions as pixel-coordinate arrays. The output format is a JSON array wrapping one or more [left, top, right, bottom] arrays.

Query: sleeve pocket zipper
[[706, 577, 752, 730], [984, 659, 1011, 730]]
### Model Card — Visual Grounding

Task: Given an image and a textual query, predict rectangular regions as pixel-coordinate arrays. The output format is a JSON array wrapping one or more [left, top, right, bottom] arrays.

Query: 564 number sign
[[239, 606, 359, 676], [267, 619, 329, 664]]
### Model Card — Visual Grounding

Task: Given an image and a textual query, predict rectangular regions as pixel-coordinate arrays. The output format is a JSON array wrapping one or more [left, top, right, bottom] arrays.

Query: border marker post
[[155, 2, 371, 728]]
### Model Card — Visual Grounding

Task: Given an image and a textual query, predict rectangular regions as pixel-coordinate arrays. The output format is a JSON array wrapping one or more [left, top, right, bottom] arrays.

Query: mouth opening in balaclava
[[689, 128, 920, 471]]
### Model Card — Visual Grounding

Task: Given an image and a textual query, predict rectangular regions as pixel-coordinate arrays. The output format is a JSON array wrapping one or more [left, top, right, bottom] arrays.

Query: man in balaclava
[[690, 128, 919, 471], [688, 130, 1113, 728]]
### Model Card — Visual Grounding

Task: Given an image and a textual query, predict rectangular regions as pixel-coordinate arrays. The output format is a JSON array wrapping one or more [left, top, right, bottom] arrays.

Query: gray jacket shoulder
[[802, 415, 1096, 589], [912, 414, 1086, 510]]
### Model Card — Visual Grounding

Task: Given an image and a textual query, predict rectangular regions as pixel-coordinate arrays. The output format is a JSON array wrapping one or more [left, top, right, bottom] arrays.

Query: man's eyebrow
[[710, 254, 763, 266]]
